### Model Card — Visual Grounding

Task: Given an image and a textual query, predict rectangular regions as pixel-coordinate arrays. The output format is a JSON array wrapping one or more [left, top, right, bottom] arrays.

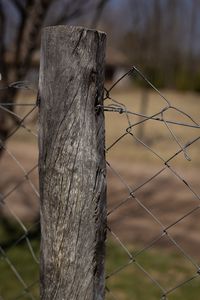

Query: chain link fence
[[0, 82, 39, 300], [0, 66, 200, 299], [104, 67, 200, 299]]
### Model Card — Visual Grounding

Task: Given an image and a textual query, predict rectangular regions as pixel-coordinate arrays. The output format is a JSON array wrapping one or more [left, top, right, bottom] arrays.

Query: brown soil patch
[[107, 161, 200, 260], [0, 140, 39, 221], [0, 141, 200, 260]]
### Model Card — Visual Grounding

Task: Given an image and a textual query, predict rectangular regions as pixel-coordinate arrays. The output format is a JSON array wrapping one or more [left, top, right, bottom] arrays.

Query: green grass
[[106, 241, 200, 300], [0, 240, 39, 299], [1, 225, 200, 300], [0, 220, 40, 299]]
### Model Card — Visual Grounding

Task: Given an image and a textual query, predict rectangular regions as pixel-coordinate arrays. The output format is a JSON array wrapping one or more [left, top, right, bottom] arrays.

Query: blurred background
[[0, 0, 200, 299]]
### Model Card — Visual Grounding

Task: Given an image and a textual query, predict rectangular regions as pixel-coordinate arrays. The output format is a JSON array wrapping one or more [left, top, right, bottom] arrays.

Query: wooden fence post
[[38, 25, 107, 300]]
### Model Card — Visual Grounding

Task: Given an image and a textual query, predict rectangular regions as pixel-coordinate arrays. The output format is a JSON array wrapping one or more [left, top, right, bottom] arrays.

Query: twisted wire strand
[[105, 66, 200, 298], [0, 69, 199, 300]]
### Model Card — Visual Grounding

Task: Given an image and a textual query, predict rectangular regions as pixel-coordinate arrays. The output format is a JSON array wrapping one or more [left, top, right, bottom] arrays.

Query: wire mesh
[[0, 65, 199, 299], [104, 67, 200, 300], [0, 81, 39, 300]]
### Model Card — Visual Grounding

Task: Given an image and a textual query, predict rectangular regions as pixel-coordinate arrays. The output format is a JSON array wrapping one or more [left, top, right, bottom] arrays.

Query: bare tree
[[116, 0, 200, 88], [187, 0, 200, 73], [0, 0, 55, 151], [0, 0, 103, 155]]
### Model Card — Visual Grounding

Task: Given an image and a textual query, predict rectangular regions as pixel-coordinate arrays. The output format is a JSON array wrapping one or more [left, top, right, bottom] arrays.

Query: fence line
[[104, 66, 200, 299], [0, 64, 200, 299], [0, 81, 39, 300]]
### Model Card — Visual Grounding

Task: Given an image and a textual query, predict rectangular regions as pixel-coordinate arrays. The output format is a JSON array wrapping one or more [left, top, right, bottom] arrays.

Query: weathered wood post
[[38, 26, 107, 300]]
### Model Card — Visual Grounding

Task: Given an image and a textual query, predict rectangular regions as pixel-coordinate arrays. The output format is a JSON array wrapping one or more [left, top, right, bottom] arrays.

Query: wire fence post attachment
[[38, 25, 107, 300]]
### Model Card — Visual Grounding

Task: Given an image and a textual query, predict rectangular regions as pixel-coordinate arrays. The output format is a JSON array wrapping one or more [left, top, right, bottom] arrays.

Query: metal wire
[[105, 66, 200, 299], [0, 68, 200, 300], [0, 81, 39, 300]]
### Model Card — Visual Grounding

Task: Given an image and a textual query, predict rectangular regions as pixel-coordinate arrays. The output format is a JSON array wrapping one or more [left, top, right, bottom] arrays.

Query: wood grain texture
[[38, 25, 106, 300]]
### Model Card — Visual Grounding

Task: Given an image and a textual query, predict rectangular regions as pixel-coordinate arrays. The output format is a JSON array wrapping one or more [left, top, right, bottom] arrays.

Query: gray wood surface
[[38, 25, 106, 300]]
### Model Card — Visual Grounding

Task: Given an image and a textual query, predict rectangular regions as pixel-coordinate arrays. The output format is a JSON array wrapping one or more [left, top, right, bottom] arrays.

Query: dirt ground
[[0, 87, 199, 264], [107, 160, 200, 261], [0, 138, 199, 261], [0, 140, 39, 221]]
